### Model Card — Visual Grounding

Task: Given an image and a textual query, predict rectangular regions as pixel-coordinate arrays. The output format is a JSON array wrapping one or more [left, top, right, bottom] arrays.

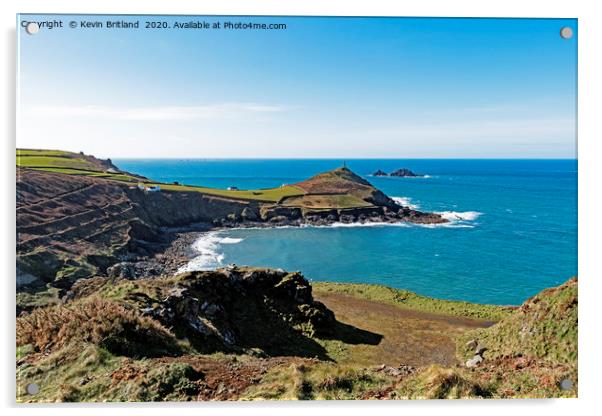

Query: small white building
[[227, 186, 239, 191], [146, 185, 161, 192]]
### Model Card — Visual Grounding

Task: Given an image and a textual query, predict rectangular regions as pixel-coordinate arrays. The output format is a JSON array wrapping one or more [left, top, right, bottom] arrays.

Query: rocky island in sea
[[15, 149, 577, 401], [372, 168, 424, 177]]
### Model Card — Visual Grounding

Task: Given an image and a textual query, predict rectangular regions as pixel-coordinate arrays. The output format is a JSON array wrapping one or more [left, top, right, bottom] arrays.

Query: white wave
[[177, 232, 244, 272], [435, 211, 482, 222], [219, 237, 244, 244], [391, 196, 420, 210]]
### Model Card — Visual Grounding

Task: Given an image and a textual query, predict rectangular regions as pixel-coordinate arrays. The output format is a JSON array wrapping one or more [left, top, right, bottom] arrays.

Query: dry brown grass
[[17, 297, 180, 358], [397, 365, 486, 399]]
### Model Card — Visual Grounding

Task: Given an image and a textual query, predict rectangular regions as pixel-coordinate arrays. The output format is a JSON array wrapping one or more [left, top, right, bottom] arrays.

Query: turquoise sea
[[115, 159, 577, 305]]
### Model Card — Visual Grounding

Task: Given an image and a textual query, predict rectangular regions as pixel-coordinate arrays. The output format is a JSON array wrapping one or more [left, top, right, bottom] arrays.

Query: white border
[[2, 1, 600, 415]]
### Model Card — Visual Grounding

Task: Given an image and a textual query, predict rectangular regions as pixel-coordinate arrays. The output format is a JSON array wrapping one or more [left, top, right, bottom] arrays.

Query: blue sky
[[17, 15, 577, 158]]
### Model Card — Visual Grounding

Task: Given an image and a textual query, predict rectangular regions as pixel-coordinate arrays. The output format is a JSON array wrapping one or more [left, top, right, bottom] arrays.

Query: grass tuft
[[17, 296, 180, 358]]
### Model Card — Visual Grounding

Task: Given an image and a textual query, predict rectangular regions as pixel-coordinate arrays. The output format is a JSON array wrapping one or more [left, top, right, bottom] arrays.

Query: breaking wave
[[177, 232, 244, 272], [391, 196, 420, 210], [415, 211, 483, 229], [435, 211, 482, 222]]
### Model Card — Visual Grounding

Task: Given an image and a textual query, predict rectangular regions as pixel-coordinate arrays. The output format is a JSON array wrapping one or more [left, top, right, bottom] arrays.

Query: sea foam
[[177, 232, 244, 273], [391, 196, 420, 210], [435, 211, 482, 222]]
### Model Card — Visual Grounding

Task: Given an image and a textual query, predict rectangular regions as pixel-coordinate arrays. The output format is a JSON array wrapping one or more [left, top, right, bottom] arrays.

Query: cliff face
[[16, 168, 255, 287]]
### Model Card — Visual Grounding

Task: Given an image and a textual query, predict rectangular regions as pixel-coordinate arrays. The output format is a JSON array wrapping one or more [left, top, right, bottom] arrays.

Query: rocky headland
[[17, 151, 446, 290]]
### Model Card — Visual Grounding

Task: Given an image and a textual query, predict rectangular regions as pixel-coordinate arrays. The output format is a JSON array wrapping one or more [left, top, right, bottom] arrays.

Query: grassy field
[[143, 182, 304, 203], [16, 149, 71, 157], [282, 194, 373, 209], [25, 167, 140, 182], [17, 155, 102, 171], [313, 282, 512, 321], [16, 149, 143, 183]]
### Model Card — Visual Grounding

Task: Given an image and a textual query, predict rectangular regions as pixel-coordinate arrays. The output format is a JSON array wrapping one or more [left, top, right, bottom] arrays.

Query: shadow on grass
[[319, 320, 383, 346], [181, 300, 383, 362]]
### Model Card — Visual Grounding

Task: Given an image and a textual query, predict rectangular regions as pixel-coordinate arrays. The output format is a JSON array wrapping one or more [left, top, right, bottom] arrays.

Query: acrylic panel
[[16, 15, 577, 402]]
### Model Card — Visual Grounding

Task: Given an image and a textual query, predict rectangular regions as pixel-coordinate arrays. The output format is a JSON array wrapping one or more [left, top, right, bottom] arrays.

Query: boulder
[[107, 262, 135, 279], [465, 355, 484, 368], [475, 344, 488, 356]]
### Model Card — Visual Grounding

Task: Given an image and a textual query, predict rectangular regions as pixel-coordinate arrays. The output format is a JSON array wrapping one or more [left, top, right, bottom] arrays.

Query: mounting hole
[[26, 383, 39, 395], [560, 27, 573, 40], [25, 22, 40, 35]]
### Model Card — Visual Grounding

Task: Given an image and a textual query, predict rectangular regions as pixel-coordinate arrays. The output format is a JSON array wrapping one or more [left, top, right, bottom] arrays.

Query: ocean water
[[115, 159, 577, 305]]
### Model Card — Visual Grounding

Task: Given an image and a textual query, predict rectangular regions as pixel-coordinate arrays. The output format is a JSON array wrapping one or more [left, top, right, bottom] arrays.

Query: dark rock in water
[[372, 168, 423, 177], [390, 168, 421, 177], [372, 169, 389, 176]]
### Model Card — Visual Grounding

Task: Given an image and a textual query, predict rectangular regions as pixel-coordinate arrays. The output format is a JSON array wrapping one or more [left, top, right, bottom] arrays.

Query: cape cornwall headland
[[15, 149, 577, 401], [16, 149, 445, 289]]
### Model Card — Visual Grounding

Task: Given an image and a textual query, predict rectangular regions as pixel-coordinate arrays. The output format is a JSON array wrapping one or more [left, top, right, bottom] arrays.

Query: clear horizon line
[[110, 156, 578, 160]]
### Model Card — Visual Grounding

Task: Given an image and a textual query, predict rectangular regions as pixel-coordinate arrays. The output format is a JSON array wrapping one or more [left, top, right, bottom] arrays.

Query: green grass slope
[[458, 277, 577, 366], [313, 282, 511, 321], [16, 149, 141, 183]]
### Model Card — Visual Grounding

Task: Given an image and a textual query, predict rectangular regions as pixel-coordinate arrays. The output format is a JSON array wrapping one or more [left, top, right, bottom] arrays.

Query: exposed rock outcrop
[[66, 267, 337, 356]]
